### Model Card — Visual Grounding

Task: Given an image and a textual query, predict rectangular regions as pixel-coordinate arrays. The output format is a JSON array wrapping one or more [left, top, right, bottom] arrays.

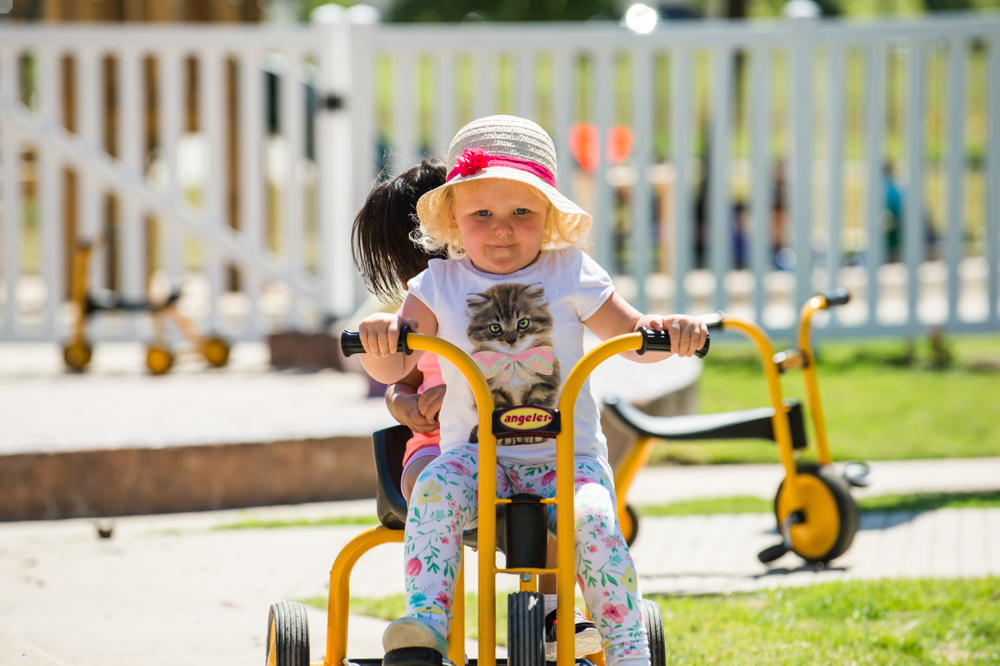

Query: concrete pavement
[[2, 459, 1000, 666]]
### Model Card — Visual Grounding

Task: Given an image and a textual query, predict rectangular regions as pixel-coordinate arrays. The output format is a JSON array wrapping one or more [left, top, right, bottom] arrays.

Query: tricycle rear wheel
[[266, 601, 310, 666], [507, 591, 545, 666], [774, 464, 859, 564]]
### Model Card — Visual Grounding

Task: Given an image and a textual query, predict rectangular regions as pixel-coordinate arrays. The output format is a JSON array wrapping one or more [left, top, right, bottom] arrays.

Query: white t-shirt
[[407, 247, 615, 465]]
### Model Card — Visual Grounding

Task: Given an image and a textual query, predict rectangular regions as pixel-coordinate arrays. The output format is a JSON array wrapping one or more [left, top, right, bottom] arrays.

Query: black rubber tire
[[774, 464, 860, 564], [266, 601, 310, 666], [623, 503, 640, 547], [507, 591, 545, 666], [643, 598, 665, 666]]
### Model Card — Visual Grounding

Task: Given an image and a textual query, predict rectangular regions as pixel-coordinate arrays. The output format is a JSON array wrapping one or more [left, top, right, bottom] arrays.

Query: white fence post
[[0, 46, 21, 335], [863, 41, 886, 323], [749, 45, 774, 324], [314, 5, 359, 320], [37, 47, 63, 335], [944, 38, 967, 326], [671, 47, 694, 316], [988, 37, 1000, 324], [119, 47, 145, 332], [904, 41, 927, 327], [788, 13, 818, 311]]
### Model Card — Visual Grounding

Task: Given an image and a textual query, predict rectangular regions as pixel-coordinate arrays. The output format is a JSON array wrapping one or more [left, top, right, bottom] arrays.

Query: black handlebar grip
[[340, 326, 413, 357], [819, 288, 850, 307], [702, 311, 725, 330], [636, 326, 710, 358]]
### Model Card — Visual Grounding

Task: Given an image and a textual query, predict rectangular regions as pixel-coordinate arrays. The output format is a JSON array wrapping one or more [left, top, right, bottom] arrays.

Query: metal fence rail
[[0, 13, 998, 343]]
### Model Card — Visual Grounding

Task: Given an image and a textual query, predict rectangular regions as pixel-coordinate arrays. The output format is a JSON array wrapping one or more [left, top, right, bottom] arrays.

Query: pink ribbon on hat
[[447, 148, 557, 188], [472, 346, 555, 384]]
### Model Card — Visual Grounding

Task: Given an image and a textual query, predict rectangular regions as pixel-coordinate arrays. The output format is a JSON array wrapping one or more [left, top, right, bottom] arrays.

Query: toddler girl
[[358, 115, 707, 666], [353, 155, 601, 659]]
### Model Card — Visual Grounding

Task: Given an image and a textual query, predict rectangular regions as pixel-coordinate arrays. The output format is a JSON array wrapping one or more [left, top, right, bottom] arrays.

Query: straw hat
[[416, 115, 592, 252]]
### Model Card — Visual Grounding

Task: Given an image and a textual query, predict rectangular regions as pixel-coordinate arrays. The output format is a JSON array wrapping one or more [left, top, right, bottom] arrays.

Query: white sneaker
[[382, 617, 450, 656], [544, 607, 603, 659]]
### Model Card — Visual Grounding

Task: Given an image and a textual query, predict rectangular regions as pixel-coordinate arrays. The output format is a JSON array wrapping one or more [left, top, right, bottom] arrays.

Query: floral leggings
[[404, 443, 650, 666]]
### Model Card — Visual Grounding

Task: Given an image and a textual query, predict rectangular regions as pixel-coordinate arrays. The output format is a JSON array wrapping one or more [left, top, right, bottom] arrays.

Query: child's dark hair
[[352, 158, 448, 303]]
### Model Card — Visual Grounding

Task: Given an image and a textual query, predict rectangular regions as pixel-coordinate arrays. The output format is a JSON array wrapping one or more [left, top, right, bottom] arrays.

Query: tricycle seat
[[603, 396, 807, 450], [373, 425, 507, 552]]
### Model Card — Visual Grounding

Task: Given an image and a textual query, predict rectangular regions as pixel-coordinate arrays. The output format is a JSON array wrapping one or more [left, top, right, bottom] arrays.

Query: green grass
[[323, 579, 1000, 664], [653, 579, 1000, 665], [648, 334, 1000, 465], [213, 514, 379, 530], [638, 490, 1000, 517]]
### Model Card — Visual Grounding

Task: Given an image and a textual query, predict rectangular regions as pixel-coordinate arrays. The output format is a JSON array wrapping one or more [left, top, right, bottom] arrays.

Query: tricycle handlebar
[[817, 288, 850, 307], [342, 326, 709, 359], [636, 326, 710, 358], [340, 327, 413, 357]]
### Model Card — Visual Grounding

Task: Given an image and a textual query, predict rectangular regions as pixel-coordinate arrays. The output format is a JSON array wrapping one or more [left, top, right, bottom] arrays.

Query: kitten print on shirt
[[466, 283, 560, 446]]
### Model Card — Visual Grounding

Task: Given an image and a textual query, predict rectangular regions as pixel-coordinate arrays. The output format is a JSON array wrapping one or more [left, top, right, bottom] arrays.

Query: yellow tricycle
[[609, 289, 869, 565], [264, 325, 708, 666]]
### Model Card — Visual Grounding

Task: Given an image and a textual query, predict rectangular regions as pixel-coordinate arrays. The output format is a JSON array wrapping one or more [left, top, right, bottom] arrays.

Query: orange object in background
[[568, 123, 600, 172], [606, 125, 633, 165], [568, 123, 635, 172]]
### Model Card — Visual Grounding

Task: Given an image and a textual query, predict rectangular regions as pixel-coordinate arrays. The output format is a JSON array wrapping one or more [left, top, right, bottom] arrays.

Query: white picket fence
[[0, 12, 998, 342]]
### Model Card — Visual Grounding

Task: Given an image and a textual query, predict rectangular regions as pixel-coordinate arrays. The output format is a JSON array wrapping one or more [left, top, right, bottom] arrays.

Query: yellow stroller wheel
[[201, 335, 231, 368], [146, 345, 175, 375], [63, 340, 93, 372]]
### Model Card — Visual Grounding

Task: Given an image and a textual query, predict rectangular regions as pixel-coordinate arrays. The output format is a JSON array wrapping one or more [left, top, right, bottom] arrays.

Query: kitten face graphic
[[466, 283, 560, 445]]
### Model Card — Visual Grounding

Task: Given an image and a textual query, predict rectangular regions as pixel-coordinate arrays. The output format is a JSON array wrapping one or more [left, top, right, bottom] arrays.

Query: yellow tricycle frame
[[613, 294, 843, 541], [324, 330, 659, 666]]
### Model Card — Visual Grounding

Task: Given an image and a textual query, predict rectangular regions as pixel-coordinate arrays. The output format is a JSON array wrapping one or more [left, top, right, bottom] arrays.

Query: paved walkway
[[2, 459, 999, 666]]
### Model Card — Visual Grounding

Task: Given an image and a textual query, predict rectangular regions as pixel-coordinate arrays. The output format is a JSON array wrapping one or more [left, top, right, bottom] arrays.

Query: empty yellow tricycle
[[264, 325, 708, 666], [609, 289, 869, 565]]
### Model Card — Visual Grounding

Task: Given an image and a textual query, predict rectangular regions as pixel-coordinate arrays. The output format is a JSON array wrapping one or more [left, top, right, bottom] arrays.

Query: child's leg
[[401, 450, 438, 500], [402, 443, 479, 640], [539, 459, 650, 666]]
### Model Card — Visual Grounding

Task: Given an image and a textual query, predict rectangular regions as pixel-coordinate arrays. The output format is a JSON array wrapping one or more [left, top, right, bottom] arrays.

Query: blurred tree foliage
[[386, 0, 620, 22]]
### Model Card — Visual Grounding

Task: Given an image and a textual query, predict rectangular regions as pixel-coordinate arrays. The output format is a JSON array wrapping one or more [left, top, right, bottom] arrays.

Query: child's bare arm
[[583, 291, 707, 362], [358, 294, 438, 383], [386, 366, 440, 434]]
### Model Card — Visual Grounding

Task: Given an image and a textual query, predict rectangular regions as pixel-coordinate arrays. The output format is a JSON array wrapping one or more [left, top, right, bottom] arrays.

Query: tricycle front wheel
[[266, 601, 310, 666], [508, 591, 545, 666]]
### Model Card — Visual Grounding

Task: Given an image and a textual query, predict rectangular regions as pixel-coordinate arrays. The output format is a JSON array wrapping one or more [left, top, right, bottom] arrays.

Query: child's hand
[[417, 384, 446, 424], [636, 314, 708, 357], [392, 393, 440, 433], [358, 312, 418, 359]]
